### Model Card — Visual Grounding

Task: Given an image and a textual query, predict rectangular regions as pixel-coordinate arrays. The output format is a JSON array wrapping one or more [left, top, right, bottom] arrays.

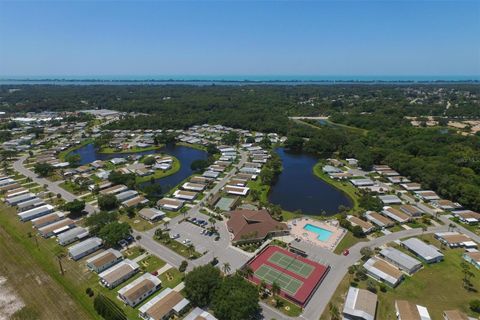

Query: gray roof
[[115, 190, 138, 202], [17, 204, 54, 221], [57, 227, 89, 244], [402, 238, 444, 261], [6, 192, 36, 205], [380, 247, 422, 271], [68, 237, 102, 257], [343, 287, 377, 320]]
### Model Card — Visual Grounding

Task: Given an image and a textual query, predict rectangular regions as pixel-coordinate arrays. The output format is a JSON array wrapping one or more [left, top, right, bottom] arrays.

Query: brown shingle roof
[[396, 300, 421, 320], [226, 209, 287, 242], [147, 290, 184, 320], [124, 279, 155, 302]]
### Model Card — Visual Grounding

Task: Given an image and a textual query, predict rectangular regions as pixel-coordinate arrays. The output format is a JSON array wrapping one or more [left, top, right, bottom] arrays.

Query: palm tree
[[329, 303, 340, 320], [222, 262, 231, 275], [187, 244, 195, 257], [238, 265, 254, 278], [164, 220, 170, 231], [271, 281, 281, 307]]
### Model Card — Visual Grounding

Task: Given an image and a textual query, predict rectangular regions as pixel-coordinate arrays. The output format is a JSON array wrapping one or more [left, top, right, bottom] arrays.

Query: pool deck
[[288, 218, 346, 251]]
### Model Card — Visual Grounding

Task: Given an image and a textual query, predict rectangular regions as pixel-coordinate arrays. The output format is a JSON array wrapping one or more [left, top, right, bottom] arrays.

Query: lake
[[268, 148, 352, 216], [70, 143, 208, 194]]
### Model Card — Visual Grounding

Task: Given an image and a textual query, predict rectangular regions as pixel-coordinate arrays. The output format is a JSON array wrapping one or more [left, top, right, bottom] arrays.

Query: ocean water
[[0, 74, 478, 85]]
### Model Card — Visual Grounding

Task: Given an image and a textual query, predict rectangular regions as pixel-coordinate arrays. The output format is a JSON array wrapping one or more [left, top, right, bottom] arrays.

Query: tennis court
[[247, 246, 329, 306], [268, 251, 314, 278], [254, 265, 303, 295]]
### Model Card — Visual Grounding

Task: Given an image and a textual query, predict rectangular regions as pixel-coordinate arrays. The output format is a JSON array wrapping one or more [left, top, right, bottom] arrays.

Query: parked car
[[182, 239, 191, 244], [171, 233, 180, 239]]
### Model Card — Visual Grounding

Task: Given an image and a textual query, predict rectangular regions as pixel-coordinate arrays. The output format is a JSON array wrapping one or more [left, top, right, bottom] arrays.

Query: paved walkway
[[156, 263, 172, 275], [173, 282, 185, 292]]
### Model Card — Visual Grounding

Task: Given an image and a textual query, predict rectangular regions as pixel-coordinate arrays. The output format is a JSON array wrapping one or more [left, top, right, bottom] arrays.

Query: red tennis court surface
[[246, 245, 329, 306]]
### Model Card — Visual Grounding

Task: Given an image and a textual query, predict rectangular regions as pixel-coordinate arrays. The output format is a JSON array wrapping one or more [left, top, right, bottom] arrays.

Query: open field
[[0, 204, 96, 320], [333, 231, 367, 254], [321, 234, 480, 320]]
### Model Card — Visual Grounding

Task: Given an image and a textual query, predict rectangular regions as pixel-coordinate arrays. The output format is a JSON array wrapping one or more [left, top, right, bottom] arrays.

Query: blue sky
[[0, 1, 479, 77]]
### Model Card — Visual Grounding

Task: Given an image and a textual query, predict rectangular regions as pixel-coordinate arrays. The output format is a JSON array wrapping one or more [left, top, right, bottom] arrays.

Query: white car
[[182, 239, 191, 244]]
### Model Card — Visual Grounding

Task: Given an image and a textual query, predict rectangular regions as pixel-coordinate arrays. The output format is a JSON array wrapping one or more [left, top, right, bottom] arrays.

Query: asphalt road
[[13, 155, 97, 214]]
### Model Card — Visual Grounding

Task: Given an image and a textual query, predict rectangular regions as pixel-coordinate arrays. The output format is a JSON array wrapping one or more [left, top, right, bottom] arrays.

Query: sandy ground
[[0, 276, 25, 320]]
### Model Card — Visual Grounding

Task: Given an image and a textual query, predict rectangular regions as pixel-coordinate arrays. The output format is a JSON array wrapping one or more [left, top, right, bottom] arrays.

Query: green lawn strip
[[122, 246, 146, 260], [263, 295, 303, 317], [333, 231, 367, 254], [59, 181, 87, 195], [176, 142, 207, 151], [138, 255, 166, 273], [58, 139, 94, 161], [324, 234, 480, 319], [159, 268, 184, 288], [313, 163, 361, 212], [0, 203, 101, 320], [119, 214, 160, 232], [135, 157, 181, 184], [154, 238, 202, 259], [98, 145, 162, 154]]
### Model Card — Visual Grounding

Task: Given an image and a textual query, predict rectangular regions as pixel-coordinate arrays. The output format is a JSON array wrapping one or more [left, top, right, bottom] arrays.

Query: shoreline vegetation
[[97, 144, 163, 154], [312, 162, 360, 212], [58, 138, 93, 161], [135, 155, 181, 184]]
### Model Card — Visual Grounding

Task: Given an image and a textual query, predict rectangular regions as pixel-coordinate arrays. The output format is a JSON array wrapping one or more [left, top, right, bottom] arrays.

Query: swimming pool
[[304, 224, 333, 241]]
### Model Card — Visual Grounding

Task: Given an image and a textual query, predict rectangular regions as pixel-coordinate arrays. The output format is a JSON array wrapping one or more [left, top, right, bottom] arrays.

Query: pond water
[[70, 143, 208, 194], [268, 148, 352, 216]]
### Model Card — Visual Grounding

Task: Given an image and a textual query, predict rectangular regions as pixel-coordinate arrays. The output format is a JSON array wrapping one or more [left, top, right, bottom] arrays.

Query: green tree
[[98, 222, 131, 247], [33, 162, 54, 177], [212, 274, 260, 320], [222, 131, 239, 145], [97, 194, 119, 211], [470, 299, 480, 312], [65, 154, 81, 167], [85, 211, 118, 235], [62, 199, 85, 216], [143, 156, 156, 166], [191, 159, 209, 172], [184, 264, 222, 307], [222, 262, 231, 275]]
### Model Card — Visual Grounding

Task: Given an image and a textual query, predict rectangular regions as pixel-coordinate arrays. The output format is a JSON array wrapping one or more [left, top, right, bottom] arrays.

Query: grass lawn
[[123, 246, 146, 260], [0, 203, 99, 320], [59, 181, 88, 195], [159, 268, 184, 288], [138, 255, 166, 273], [155, 238, 202, 259], [135, 157, 180, 184], [323, 234, 480, 320], [333, 231, 367, 254], [313, 163, 361, 212], [58, 139, 93, 161], [389, 224, 405, 232], [263, 295, 303, 317], [119, 213, 161, 231]]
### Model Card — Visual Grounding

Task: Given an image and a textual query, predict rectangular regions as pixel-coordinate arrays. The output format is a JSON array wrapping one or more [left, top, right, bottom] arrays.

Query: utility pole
[[57, 255, 64, 275]]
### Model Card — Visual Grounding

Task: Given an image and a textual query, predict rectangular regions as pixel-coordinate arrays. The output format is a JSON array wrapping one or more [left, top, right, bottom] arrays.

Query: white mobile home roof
[[115, 190, 138, 202], [57, 227, 89, 245], [68, 237, 103, 258], [380, 247, 422, 273], [18, 204, 54, 221], [402, 238, 444, 262], [343, 287, 377, 320], [6, 193, 36, 205], [17, 198, 44, 211], [38, 218, 75, 237]]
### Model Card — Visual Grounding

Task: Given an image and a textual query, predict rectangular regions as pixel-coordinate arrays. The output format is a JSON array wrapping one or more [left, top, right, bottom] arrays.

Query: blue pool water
[[304, 224, 333, 241]]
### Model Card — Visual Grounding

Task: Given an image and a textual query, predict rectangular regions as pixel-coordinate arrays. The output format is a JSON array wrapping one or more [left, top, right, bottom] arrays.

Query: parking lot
[[167, 211, 251, 270]]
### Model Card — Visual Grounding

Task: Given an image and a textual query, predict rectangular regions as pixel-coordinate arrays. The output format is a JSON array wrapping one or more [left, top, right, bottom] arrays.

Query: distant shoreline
[[0, 77, 479, 86]]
